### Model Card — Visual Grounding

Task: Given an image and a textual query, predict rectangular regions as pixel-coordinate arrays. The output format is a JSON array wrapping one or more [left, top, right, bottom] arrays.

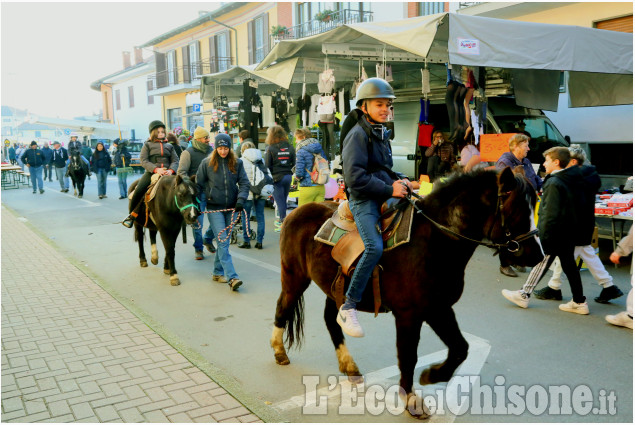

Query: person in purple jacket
[[495, 133, 542, 277]]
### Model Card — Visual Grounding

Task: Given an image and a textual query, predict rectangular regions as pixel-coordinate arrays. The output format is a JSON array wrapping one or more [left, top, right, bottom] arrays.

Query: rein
[[195, 208, 251, 243], [405, 189, 538, 253]]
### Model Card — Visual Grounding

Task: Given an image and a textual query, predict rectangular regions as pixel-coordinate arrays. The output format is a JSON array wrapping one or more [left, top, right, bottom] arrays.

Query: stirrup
[[122, 215, 135, 228]]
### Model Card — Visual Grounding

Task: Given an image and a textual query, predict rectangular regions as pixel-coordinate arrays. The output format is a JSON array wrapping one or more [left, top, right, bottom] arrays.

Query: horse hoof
[[274, 353, 290, 365], [151, 257, 159, 265], [348, 374, 364, 384], [140, 260, 148, 267], [163, 269, 170, 275], [78, 195, 82, 198], [404, 393, 431, 420], [170, 276, 180, 286]]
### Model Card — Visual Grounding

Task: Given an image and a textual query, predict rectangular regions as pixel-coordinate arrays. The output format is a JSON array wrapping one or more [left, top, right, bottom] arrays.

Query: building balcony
[[147, 58, 233, 96], [271, 9, 373, 43]]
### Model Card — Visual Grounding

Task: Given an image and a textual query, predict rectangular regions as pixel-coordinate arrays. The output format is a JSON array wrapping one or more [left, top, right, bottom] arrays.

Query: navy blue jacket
[[51, 147, 69, 168], [21, 148, 45, 167], [295, 138, 327, 187], [41, 146, 53, 164], [196, 156, 251, 210], [91, 149, 112, 171], [342, 116, 399, 202], [112, 146, 132, 168], [496, 152, 542, 190]]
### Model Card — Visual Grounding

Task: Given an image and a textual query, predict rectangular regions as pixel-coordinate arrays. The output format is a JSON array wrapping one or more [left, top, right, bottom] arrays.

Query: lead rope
[[193, 208, 251, 243]]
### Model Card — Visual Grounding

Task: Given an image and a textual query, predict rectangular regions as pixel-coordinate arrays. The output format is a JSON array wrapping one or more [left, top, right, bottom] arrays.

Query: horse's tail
[[284, 294, 305, 350]]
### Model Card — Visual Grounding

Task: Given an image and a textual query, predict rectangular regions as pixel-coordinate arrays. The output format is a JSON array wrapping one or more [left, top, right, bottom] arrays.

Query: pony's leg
[[324, 297, 362, 382], [135, 224, 148, 267], [78, 179, 84, 198], [394, 311, 430, 419], [419, 307, 468, 385], [159, 227, 180, 286], [72, 178, 77, 196], [150, 230, 159, 265], [271, 267, 311, 365]]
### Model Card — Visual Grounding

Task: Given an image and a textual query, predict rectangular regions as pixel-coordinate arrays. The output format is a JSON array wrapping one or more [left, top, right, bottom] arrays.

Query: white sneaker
[[337, 306, 364, 338], [502, 289, 529, 308], [605, 311, 633, 329], [559, 300, 589, 315]]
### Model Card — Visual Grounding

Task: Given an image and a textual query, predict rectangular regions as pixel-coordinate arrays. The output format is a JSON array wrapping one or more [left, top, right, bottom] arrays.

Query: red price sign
[[480, 133, 516, 162]]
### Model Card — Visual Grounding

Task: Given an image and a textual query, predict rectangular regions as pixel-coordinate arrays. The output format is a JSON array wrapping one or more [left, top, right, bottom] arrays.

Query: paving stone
[[94, 405, 119, 422], [118, 407, 144, 422], [143, 410, 170, 423], [47, 400, 71, 417], [212, 407, 251, 422], [167, 412, 194, 422], [2, 396, 24, 412], [70, 402, 94, 419]]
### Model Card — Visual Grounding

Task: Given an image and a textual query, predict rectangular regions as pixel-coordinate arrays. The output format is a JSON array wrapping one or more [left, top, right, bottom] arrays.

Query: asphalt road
[[2, 174, 632, 423]]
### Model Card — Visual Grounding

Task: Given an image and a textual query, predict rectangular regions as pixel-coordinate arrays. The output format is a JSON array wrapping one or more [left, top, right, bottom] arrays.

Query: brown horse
[[129, 174, 200, 286], [270, 167, 544, 418]]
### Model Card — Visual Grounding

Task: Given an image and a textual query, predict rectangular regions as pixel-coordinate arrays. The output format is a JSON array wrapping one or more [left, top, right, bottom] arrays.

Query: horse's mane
[[422, 169, 498, 206]]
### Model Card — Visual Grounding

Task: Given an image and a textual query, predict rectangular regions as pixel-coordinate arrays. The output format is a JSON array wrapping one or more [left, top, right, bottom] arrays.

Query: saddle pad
[[314, 204, 415, 251], [127, 173, 163, 201]]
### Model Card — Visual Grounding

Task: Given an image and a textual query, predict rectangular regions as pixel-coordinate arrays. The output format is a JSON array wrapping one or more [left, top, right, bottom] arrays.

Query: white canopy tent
[[254, 13, 633, 108]]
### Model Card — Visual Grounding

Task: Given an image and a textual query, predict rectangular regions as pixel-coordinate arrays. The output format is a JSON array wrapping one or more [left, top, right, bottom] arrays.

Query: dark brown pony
[[129, 174, 200, 286], [270, 167, 544, 418]]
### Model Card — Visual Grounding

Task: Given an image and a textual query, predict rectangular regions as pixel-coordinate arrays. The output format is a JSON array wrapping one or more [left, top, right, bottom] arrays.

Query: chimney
[[122, 51, 131, 69], [134, 47, 143, 65]]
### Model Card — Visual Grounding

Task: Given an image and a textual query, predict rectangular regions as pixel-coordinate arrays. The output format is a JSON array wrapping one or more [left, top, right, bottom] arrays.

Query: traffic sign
[[64, 128, 71, 136], [4, 139, 10, 147], [193, 104, 202, 112]]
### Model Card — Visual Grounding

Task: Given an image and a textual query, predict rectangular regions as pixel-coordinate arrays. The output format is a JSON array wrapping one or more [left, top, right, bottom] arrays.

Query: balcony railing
[[148, 58, 233, 90], [271, 9, 373, 43]]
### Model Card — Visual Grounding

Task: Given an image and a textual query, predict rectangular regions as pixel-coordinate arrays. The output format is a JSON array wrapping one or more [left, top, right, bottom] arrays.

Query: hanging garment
[[419, 98, 430, 123], [261, 95, 275, 127], [417, 123, 434, 147], [317, 95, 337, 123], [361, 66, 368, 81], [471, 110, 480, 145], [318, 69, 335, 94], [309, 94, 321, 126]]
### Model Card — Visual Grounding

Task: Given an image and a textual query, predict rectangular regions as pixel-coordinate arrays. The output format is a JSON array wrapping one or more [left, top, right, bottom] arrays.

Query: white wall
[[112, 69, 162, 141], [369, 2, 408, 21]]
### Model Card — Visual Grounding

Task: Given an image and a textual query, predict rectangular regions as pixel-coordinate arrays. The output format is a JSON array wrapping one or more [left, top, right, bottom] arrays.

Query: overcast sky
[[1, 1, 222, 119]]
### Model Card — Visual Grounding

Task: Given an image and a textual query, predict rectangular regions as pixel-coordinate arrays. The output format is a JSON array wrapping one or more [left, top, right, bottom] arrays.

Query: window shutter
[[182, 46, 190, 83], [128, 86, 134, 108], [263, 13, 269, 57], [115, 90, 121, 110], [155, 52, 167, 88], [196, 41, 202, 75], [147, 80, 154, 105], [596, 15, 633, 33], [209, 36, 218, 73], [225, 30, 231, 66], [248, 20, 254, 65]]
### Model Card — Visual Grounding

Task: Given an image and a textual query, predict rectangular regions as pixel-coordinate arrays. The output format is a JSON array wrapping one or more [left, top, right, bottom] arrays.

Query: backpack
[[250, 159, 274, 198], [309, 153, 330, 185]]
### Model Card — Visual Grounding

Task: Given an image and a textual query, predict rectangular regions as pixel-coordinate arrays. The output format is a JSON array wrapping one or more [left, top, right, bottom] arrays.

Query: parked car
[[126, 141, 145, 174]]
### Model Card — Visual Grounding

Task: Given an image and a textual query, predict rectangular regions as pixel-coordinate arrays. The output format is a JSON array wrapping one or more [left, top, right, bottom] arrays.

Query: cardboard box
[[607, 193, 634, 208], [595, 206, 630, 215]]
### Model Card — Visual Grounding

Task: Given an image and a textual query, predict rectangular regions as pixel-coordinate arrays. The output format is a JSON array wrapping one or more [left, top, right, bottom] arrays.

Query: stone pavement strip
[[1, 207, 262, 423]]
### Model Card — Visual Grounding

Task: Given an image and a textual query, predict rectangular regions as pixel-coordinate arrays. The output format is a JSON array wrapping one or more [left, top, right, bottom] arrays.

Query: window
[[167, 108, 182, 132], [254, 16, 265, 63], [559, 71, 566, 93], [189, 42, 200, 81], [167, 50, 176, 85], [128, 86, 134, 108], [186, 106, 204, 133], [147, 80, 154, 105], [115, 90, 121, 110], [216, 32, 229, 72], [418, 2, 444, 16], [35, 131, 41, 138]]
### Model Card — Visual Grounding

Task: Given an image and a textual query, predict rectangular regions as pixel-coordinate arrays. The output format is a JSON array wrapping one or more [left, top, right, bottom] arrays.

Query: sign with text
[[479, 133, 515, 162], [192, 104, 201, 112], [457, 38, 480, 55]]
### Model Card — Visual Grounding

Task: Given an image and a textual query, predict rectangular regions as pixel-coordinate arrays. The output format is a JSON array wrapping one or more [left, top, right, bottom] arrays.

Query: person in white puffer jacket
[[239, 142, 272, 249]]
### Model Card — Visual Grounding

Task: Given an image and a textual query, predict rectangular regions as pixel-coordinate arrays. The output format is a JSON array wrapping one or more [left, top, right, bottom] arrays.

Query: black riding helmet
[[355, 77, 396, 107], [148, 120, 166, 134]]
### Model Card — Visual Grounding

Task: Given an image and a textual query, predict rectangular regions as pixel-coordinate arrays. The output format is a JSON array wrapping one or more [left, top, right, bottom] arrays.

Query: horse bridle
[[404, 186, 538, 253], [174, 195, 198, 213]]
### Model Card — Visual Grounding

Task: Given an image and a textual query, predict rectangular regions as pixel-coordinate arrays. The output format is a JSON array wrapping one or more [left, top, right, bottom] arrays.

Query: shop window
[[186, 106, 204, 133], [128, 86, 134, 108], [167, 108, 182, 132]]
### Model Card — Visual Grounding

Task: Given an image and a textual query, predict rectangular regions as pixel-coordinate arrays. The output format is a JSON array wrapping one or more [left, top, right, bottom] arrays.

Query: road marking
[[229, 250, 282, 273], [273, 331, 491, 423]]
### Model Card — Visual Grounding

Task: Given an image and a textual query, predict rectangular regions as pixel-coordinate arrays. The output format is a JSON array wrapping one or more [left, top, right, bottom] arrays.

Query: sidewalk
[[1, 207, 262, 423]]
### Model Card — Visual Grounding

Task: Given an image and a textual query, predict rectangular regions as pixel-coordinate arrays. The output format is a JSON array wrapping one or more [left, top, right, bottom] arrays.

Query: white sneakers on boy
[[337, 306, 365, 338]]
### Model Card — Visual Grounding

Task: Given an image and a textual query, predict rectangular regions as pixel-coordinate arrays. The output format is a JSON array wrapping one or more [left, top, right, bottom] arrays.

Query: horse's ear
[[174, 174, 182, 186], [190, 174, 197, 184], [498, 167, 517, 193], [512, 165, 525, 176]]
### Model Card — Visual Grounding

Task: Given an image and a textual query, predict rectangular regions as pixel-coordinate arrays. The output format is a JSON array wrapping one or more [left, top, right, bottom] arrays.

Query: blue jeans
[[96, 168, 107, 196], [243, 198, 266, 244], [29, 166, 44, 191], [273, 174, 292, 222], [192, 196, 215, 252], [54, 166, 69, 190], [117, 170, 128, 197], [346, 198, 384, 304], [208, 210, 240, 280]]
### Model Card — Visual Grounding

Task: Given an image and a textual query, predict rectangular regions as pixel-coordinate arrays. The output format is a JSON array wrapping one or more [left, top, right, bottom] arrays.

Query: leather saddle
[[329, 198, 410, 316]]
